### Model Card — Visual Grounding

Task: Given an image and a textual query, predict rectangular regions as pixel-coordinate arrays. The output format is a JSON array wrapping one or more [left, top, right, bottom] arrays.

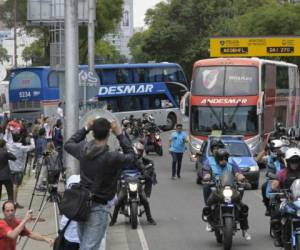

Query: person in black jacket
[[0, 139, 16, 201], [64, 118, 135, 250]]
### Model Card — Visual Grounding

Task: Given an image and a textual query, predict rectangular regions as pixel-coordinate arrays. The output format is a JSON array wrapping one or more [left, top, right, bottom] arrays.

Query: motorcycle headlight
[[155, 134, 160, 140], [223, 187, 233, 198], [129, 183, 138, 192], [249, 165, 259, 172]]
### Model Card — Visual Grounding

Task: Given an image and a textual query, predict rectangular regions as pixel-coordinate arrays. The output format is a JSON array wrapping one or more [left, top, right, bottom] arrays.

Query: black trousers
[[62, 238, 80, 250], [261, 181, 269, 209], [111, 186, 153, 223], [171, 152, 183, 177], [0, 179, 13, 201]]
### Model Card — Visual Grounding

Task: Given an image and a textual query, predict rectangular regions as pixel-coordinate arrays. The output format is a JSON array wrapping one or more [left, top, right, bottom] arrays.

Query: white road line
[[137, 218, 150, 250]]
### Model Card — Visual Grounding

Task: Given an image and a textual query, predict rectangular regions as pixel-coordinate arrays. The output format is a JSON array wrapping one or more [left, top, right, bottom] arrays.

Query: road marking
[[137, 218, 150, 250]]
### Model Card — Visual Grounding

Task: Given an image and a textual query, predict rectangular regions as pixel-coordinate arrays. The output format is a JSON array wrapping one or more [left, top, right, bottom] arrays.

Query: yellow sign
[[210, 37, 300, 57]]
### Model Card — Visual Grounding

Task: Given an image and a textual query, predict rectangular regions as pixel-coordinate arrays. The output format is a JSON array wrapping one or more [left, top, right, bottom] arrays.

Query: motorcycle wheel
[[215, 229, 223, 243], [156, 146, 163, 156], [130, 202, 138, 229], [223, 217, 233, 250]]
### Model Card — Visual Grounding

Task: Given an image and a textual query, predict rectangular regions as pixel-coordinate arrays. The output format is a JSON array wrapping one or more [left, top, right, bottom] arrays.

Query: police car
[[196, 136, 260, 189]]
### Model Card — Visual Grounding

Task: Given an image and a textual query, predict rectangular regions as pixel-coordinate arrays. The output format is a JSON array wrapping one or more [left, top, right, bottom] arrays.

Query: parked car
[[195, 136, 260, 189]]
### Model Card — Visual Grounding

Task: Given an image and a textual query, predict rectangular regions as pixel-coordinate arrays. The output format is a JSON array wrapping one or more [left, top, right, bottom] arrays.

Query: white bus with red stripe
[[181, 58, 300, 156]]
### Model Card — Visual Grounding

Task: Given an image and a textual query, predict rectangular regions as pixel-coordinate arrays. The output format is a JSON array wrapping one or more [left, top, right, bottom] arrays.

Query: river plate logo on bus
[[202, 69, 219, 89]]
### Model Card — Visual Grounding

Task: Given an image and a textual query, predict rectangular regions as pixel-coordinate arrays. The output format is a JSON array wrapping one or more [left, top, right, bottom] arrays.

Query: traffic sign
[[210, 37, 300, 57], [0, 65, 7, 81], [78, 69, 101, 87]]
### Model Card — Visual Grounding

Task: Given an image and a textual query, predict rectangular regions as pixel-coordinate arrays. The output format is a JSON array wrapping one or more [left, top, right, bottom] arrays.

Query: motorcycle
[[271, 180, 300, 250], [202, 172, 250, 250], [144, 122, 163, 156], [118, 170, 145, 229]]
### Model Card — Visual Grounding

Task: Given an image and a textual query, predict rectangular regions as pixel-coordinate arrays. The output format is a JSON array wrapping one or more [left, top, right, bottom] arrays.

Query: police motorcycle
[[202, 171, 251, 250], [118, 169, 145, 229], [269, 180, 300, 250], [143, 115, 163, 156]]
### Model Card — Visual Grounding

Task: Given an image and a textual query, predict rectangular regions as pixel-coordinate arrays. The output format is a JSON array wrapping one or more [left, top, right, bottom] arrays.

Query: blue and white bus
[[9, 63, 188, 129]]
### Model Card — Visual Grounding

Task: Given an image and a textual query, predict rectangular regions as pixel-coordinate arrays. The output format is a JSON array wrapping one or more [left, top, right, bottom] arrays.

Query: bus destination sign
[[210, 37, 300, 57]]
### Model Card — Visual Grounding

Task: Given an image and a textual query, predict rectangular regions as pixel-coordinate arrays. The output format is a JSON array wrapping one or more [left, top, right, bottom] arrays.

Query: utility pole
[[64, 0, 79, 176], [13, 0, 17, 67]]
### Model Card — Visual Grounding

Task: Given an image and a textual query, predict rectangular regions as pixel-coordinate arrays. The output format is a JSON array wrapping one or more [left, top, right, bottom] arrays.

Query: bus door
[[263, 64, 276, 134]]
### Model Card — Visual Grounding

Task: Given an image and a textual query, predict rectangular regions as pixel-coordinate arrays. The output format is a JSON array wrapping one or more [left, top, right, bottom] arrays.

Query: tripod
[[21, 185, 61, 250]]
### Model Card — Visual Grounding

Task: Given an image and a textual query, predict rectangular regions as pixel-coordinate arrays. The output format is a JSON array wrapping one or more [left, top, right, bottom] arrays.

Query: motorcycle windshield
[[220, 171, 235, 187]]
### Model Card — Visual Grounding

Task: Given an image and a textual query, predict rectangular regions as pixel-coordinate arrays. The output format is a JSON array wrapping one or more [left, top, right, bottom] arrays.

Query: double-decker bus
[[9, 63, 188, 129], [181, 58, 300, 156]]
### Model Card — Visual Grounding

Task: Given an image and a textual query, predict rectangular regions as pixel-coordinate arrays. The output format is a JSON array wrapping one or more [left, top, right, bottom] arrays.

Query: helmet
[[147, 114, 155, 123], [270, 139, 283, 150], [210, 139, 225, 152], [285, 148, 300, 161], [290, 179, 300, 199], [215, 148, 229, 164], [122, 119, 130, 127], [133, 142, 144, 158]]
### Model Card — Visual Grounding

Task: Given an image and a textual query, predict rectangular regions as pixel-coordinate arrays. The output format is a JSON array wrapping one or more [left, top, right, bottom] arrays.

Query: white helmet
[[285, 147, 300, 161], [290, 179, 300, 199], [270, 139, 283, 149]]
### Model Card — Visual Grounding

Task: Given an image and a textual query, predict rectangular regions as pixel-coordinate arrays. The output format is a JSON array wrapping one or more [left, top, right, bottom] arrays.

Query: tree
[[0, 0, 124, 65], [22, 38, 48, 66], [0, 46, 9, 63], [95, 40, 127, 64], [129, 0, 280, 77]]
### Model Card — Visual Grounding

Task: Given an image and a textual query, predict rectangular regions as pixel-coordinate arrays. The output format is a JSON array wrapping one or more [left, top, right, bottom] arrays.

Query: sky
[[133, 0, 166, 27]]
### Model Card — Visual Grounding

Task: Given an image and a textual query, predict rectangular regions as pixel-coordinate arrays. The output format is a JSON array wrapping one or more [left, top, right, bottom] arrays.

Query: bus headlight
[[129, 183, 138, 192], [249, 165, 259, 172]]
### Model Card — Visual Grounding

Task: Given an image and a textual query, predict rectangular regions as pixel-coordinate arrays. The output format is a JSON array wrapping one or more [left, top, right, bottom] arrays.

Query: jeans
[[171, 152, 183, 177], [78, 203, 108, 250]]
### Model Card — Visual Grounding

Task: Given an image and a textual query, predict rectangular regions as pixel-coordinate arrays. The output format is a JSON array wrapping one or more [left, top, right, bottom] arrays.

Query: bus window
[[133, 68, 149, 83], [261, 64, 266, 91], [116, 69, 131, 84], [149, 68, 163, 82], [102, 69, 117, 84], [48, 71, 59, 88], [148, 94, 172, 109], [276, 66, 289, 98], [192, 66, 225, 96], [225, 66, 258, 96], [165, 82, 187, 106]]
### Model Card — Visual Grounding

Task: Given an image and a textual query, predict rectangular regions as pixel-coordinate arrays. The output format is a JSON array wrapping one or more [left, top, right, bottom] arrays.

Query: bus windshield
[[192, 66, 258, 96], [191, 106, 258, 136]]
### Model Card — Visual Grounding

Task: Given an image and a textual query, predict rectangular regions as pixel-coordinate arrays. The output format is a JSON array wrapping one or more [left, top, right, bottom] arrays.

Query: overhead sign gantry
[[210, 36, 300, 57]]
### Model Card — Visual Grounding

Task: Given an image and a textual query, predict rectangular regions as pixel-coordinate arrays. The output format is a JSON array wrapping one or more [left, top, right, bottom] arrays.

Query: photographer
[[64, 118, 135, 250], [0, 201, 53, 249]]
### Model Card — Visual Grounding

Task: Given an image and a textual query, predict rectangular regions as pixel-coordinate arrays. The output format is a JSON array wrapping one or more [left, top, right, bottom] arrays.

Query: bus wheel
[[165, 114, 176, 131]]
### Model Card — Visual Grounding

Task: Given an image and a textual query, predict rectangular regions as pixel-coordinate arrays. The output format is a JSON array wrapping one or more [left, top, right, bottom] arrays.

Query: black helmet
[[210, 139, 225, 152], [215, 148, 229, 163]]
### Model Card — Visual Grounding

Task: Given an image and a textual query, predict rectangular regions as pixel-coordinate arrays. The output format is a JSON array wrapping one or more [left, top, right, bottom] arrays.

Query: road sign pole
[[64, 0, 79, 176]]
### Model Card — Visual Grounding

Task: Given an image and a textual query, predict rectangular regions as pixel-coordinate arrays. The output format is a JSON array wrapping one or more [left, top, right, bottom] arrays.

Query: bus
[[181, 58, 300, 156], [9, 63, 188, 129]]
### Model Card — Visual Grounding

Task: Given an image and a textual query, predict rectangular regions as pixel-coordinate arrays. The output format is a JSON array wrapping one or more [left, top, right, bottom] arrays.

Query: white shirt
[[57, 107, 63, 119]]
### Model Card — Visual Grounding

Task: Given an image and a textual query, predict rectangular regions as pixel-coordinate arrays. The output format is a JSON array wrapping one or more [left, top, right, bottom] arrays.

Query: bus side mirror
[[180, 92, 190, 116]]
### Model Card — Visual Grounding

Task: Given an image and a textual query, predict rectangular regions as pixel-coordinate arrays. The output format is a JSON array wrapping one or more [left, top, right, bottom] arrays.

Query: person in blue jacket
[[169, 124, 187, 179]]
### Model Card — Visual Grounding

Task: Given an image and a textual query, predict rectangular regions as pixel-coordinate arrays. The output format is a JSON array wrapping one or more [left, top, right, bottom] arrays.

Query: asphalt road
[[108, 131, 277, 250]]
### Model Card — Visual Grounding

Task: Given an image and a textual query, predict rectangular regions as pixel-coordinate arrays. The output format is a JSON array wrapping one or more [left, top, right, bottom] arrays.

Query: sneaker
[[15, 203, 24, 209], [147, 218, 157, 225], [242, 230, 251, 241], [206, 223, 212, 232]]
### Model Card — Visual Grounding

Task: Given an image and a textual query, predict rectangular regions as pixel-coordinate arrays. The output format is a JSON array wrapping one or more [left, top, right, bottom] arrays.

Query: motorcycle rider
[[121, 119, 131, 142], [110, 142, 157, 226], [202, 148, 251, 240], [257, 139, 285, 216], [271, 147, 300, 247]]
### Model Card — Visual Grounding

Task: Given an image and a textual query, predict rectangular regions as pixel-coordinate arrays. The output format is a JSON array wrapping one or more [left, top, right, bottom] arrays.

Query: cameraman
[[64, 118, 135, 250]]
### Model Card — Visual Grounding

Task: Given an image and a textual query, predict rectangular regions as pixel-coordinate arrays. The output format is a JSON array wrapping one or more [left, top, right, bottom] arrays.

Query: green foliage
[[0, 0, 27, 28], [22, 38, 49, 66], [129, 0, 300, 78], [95, 40, 127, 64], [0, 46, 9, 63]]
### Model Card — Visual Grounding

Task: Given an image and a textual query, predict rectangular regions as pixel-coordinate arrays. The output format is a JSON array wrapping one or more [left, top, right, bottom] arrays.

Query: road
[[107, 131, 276, 250]]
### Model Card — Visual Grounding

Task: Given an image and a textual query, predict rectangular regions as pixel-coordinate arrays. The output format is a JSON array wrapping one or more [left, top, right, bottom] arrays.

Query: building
[[105, 0, 134, 59]]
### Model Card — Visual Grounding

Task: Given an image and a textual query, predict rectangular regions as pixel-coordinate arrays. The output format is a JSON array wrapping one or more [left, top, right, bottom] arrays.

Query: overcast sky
[[133, 0, 166, 27]]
